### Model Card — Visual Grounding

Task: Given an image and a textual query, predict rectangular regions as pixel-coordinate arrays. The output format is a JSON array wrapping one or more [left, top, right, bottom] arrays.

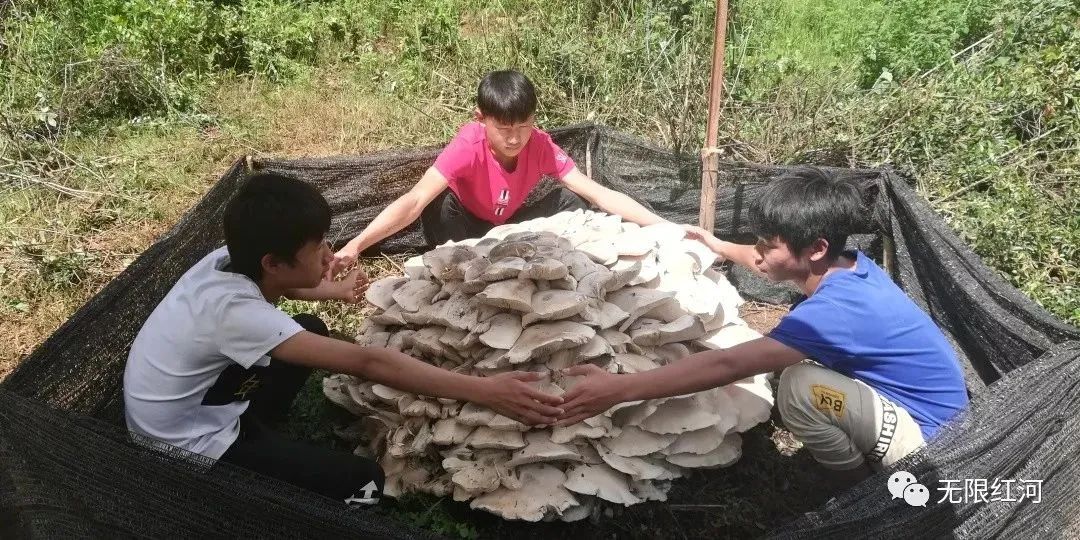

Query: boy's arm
[[559, 167, 667, 226], [557, 337, 804, 425], [272, 330, 564, 425], [683, 225, 765, 277], [285, 267, 368, 303], [327, 168, 449, 278]]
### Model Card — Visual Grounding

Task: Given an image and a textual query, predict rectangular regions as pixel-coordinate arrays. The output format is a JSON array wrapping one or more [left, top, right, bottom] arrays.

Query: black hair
[[223, 172, 331, 281], [477, 70, 538, 124], [747, 166, 866, 259]]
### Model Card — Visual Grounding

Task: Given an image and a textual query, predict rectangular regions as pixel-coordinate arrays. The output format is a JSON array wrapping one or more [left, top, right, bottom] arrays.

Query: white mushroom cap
[[456, 402, 496, 426], [653, 314, 706, 346], [596, 445, 683, 481], [627, 251, 660, 286], [506, 430, 584, 467], [488, 239, 538, 261], [322, 375, 371, 416], [521, 290, 589, 325], [666, 433, 743, 468], [609, 400, 659, 426], [460, 257, 491, 282], [469, 464, 579, 522], [564, 250, 599, 280], [547, 348, 577, 371], [610, 353, 661, 374], [682, 237, 718, 270], [440, 291, 481, 331], [551, 420, 617, 444], [578, 239, 619, 265], [392, 279, 441, 312], [607, 287, 677, 331], [630, 479, 671, 502], [563, 464, 641, 506], [478, 256, 526, 281], [370, 304, 407, 326], [474, 349, 510, 370], [487, 413, 528, 432], [401, 398, 441, 418], [724, 375, 775, 433], [477, 279, 536, 312], [578, 334, 614, 360], [639, 391, 730, 435], [385, 329, 414, 351], [676, 275, 730, 318], [578, 301, 630, 330], [599, 328, 633, 351], [478, 313, 523, 349], [442, 452, 508, 495], [656, 244, 698, 279], [601, 425, 676, 457], [371, 384, 413, 408], [695, 323, 763, 350], [521, 257, 569, 280], [558, 496, 595, 522], [506, 321, 595, 364], [465, 426, 526, 450], [661, 425, 727, 455], [423, 244, 479, 282], [432, 418, 474, 446], [655, 342, 691, 363], [612, 232, 653, 257], [365, 276, 408, 310], [638, 222, 687, 246], [403, 254, 427, 280]]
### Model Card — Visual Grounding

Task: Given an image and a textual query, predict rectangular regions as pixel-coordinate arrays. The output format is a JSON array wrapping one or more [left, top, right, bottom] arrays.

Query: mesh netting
[[3, 124, 1078, 538]]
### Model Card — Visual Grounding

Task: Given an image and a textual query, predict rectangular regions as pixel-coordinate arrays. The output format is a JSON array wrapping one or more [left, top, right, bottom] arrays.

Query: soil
[[739, 301, 789, 335]]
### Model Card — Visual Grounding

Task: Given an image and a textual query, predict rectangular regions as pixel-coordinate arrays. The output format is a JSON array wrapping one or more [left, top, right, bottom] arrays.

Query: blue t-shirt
[[768, 251, 968, 439]]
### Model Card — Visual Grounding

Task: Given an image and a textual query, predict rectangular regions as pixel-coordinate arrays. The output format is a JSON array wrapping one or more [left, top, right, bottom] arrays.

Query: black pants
[[219, 314, 385, 505], [420, 186, 589, 246]]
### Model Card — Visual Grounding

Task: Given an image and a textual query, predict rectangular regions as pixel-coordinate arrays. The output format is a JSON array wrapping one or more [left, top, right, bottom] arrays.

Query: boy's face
[[478, 112, 535, 160], [753, 235, 813, 282], [264, 237, 332, 289]]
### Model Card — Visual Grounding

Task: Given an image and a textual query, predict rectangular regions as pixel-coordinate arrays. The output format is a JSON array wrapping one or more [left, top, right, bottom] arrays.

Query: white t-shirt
[[124, 247, 304, 460]]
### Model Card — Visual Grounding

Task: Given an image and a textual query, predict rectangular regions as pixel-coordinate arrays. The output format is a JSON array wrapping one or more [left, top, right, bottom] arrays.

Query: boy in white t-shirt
[[123, 172, 563, 505]]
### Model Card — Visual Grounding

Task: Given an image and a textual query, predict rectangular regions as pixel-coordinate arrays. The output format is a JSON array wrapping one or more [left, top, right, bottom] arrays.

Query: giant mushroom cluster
[[323, 210, 774, 521]]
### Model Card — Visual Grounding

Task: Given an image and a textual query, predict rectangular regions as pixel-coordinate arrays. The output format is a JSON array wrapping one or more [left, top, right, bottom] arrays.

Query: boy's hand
[[683, 224, 726, 261], [335, 266, 370, 303], [326, 246, 359, 281], [555, 364, 630, 426], [477, 372, 565, 425], [683, 224, 717, 244]]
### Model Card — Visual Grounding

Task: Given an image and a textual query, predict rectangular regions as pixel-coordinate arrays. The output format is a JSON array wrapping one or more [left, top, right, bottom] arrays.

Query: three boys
[[124, 71, 968, 505]]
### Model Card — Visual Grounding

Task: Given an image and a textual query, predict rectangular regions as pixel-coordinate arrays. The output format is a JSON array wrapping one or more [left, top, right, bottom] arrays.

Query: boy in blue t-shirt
[[556, 166, 968, 483]]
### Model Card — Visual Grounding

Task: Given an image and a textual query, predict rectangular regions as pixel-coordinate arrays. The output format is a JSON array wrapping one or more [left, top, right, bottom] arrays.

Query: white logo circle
[[902, 483, 930, 507], [888, 471, 918, 499]]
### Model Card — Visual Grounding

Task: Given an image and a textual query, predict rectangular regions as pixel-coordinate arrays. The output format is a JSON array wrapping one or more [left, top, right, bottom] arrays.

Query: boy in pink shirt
[[329, 70, 667, 277]]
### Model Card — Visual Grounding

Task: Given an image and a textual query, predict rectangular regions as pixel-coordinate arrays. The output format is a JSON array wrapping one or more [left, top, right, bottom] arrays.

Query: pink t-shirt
[[432, 122, 577, 224]]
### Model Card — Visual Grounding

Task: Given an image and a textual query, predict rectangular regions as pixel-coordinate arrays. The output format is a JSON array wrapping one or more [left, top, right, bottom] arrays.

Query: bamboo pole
[[699, 0, 729, 232]]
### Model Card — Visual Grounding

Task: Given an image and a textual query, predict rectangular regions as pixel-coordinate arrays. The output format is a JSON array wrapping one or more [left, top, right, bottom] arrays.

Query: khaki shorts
[[777, 362, 925, 470]]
